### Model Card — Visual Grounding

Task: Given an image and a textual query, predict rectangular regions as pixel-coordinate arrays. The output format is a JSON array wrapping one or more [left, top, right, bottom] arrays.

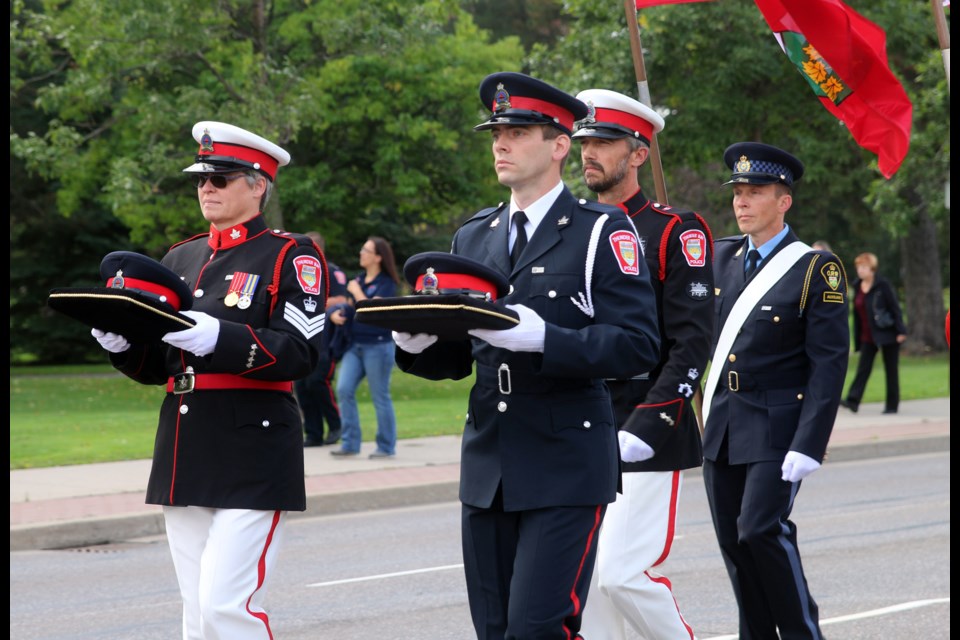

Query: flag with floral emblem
[[754, 0, 913, 178]]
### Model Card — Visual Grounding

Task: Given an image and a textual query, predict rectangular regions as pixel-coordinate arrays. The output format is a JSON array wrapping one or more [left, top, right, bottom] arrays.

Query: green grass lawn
[[10, 351, 949, 469]]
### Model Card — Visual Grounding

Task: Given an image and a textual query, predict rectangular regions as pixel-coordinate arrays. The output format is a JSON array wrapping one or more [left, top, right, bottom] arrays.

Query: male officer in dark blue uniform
[[393, 72, 661, 639], [91, 121, 327, 639], [702, 142, 849, 640], [574, 88, 713, 640]]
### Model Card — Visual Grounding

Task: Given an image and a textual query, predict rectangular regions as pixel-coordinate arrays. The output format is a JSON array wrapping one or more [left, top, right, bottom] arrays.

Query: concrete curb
[[9, 435, 948, 552]]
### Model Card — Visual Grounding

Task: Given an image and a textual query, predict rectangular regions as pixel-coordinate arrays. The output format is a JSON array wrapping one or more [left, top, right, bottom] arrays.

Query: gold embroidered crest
[[820, 262, 841, 291]]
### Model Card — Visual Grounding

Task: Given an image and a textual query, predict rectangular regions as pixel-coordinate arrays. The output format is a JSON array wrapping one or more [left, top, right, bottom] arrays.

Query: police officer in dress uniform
[[392, 72, 661, 639], [91, 121, 328, 640], [297, 231, 348, 446], [702, 142, 849, 640], [574, 89, 713, 640]]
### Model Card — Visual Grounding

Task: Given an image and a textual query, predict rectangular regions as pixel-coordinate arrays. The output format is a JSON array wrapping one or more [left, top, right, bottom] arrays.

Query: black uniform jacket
[[397, 187, 661, 511], [703, 230, 849, 466], [612, 189, 714, 473], [851, 274, 907, 349], [110, 214, 327, 511]]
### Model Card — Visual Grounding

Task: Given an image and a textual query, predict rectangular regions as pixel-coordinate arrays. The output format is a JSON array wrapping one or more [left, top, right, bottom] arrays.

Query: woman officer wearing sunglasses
[[90, 121, 328, 640]]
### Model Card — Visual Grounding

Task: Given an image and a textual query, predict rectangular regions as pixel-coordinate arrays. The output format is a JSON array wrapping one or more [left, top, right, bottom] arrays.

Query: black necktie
[[745, 249, 761, 278], [511, 211, 528, 268]]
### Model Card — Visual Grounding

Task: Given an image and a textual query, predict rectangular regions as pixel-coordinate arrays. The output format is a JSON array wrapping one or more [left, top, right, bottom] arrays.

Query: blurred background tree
[[10, 0, 948, 363]]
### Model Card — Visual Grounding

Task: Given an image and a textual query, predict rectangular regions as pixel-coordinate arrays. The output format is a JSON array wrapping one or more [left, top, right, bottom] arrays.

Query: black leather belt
[[476, 364, 599, 395], [726, 369, 807, 392]]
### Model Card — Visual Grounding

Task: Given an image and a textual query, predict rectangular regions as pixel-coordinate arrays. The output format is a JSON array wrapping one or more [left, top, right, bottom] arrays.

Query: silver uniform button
[[548, 290, 557, 298], [194, 289, 204, 298], [497, 401, 507, 413], [583, 421, 591, 429], [262, 420, 270, 428], [179, 405, 189, 414]]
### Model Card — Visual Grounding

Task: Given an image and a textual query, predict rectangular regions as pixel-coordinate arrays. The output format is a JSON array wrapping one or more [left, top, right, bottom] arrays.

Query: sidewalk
[[10, 398, 949, 551]]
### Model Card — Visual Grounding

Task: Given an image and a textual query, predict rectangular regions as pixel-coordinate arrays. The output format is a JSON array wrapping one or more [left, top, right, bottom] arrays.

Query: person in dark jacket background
[[840, 252, 907, 414]]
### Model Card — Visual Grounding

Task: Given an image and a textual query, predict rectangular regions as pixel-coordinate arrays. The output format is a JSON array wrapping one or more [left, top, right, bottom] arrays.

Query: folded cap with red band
[[572, 89, 665, 145], [474, 72, 588, 136], [354, 252, 520, 341], [182, 121, 291, 181], [47, 251, 196, 344]]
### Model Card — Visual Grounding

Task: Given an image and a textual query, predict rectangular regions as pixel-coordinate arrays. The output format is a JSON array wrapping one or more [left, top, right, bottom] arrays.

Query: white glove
[[162, 310, 220, 357], [91, 328, 130, 353], [392, 331, 439, 354], [781, 450, 821, 482], [468, 304, 546, 352], [618, 430, 655, 463]]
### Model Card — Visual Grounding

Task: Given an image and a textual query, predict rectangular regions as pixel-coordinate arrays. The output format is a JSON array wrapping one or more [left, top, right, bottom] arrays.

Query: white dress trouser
[[163, 506, 287, 640], [580, 470, 695, 640]]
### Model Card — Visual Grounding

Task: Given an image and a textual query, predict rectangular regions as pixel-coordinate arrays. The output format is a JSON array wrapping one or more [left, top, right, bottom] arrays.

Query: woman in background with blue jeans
[[329, 236, 401, 458]]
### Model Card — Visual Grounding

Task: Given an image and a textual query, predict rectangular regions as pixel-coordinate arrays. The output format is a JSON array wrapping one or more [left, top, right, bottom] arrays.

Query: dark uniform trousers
[[702, 230, 848, 640], [398, 187, 661, 639]]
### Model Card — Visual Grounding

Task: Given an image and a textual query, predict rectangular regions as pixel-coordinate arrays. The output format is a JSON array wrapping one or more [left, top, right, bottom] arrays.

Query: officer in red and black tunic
[[702, 142, 848, 640], [573, 89, 713, 640], [393, 72, 661, 639], [91, 121, 327, 640]]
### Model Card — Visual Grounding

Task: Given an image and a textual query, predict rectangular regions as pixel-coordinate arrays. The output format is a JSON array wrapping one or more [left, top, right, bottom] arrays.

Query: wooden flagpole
[[623, 0, 669, 205], [930, 0, 950, 89]]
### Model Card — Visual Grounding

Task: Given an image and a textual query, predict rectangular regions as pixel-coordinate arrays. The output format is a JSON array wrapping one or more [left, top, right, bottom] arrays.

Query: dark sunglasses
[[196, 173, 246, 189]]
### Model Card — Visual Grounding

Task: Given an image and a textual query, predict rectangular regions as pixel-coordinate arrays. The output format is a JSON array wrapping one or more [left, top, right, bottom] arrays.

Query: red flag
[[635, 0, 713, 7], [754, 0, 912, 178]]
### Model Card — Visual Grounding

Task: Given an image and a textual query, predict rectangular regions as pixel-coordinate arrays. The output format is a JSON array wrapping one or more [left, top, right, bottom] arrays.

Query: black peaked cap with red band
[[47, 251, 196, 343], [354, 252, 519, 341], [474, 72, 588, 136]]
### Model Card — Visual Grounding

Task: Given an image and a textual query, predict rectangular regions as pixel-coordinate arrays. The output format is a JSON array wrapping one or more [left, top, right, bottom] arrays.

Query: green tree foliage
[[10, 0, 523, 363], [530, 0, 949, 353]]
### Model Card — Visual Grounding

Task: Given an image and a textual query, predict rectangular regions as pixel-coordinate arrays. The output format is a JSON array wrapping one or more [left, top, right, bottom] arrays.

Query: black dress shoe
[[839, 399, 858, 413], [882, 408, 898, 414], [303, 438, 324, 447], [330, 449, 359, 457], [323, 429, 342, 445]]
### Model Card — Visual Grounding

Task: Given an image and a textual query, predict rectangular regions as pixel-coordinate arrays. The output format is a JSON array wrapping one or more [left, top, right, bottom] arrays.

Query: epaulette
[[649, 202, 696, 218], [168, 232, 209, 251], [463, 203, 506, 226], [270, 229, 314, 248], [716, 234, 746, 246], [578, 199, 621, 216]]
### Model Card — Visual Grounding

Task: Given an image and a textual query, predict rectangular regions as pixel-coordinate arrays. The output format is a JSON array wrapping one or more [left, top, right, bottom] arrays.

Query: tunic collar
[[207, 213, 269, 250]]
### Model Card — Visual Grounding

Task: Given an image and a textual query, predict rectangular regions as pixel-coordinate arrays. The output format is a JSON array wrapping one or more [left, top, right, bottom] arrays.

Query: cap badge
[[200, 129, 215, 153], [583, 101, 597, 125], [734, 155, 752, 173], [493, 83, 512, 113], [421, 267, 439, 295], [111, 270, 125, 289]]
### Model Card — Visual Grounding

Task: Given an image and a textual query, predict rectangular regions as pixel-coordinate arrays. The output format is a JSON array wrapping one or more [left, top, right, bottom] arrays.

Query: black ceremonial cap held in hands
[[354, 252, 520, 341], [722, 142, 804, 188], [47, 251, 196, 343], [474, 72, 588, 136]]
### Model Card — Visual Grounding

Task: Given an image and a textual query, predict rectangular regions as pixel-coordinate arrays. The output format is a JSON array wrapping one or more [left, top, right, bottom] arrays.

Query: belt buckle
[[497, 363, 512, 395], [727, 371, 739, 392], [173, 371, 195, 395]]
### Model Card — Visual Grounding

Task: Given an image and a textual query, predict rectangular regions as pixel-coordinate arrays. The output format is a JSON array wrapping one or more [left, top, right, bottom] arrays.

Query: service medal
[[237, 295, 252, 309], [224, 292, 240, 307]]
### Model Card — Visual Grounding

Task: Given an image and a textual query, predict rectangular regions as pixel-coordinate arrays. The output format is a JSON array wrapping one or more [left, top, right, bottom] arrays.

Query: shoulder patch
[[293, 255, 323, 295], [609, 230, 641, 275], [679, 229, 708, 267]]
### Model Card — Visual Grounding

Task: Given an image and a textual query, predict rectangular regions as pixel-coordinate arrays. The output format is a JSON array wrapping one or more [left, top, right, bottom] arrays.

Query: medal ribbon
[[240, 273, 260, 299]]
